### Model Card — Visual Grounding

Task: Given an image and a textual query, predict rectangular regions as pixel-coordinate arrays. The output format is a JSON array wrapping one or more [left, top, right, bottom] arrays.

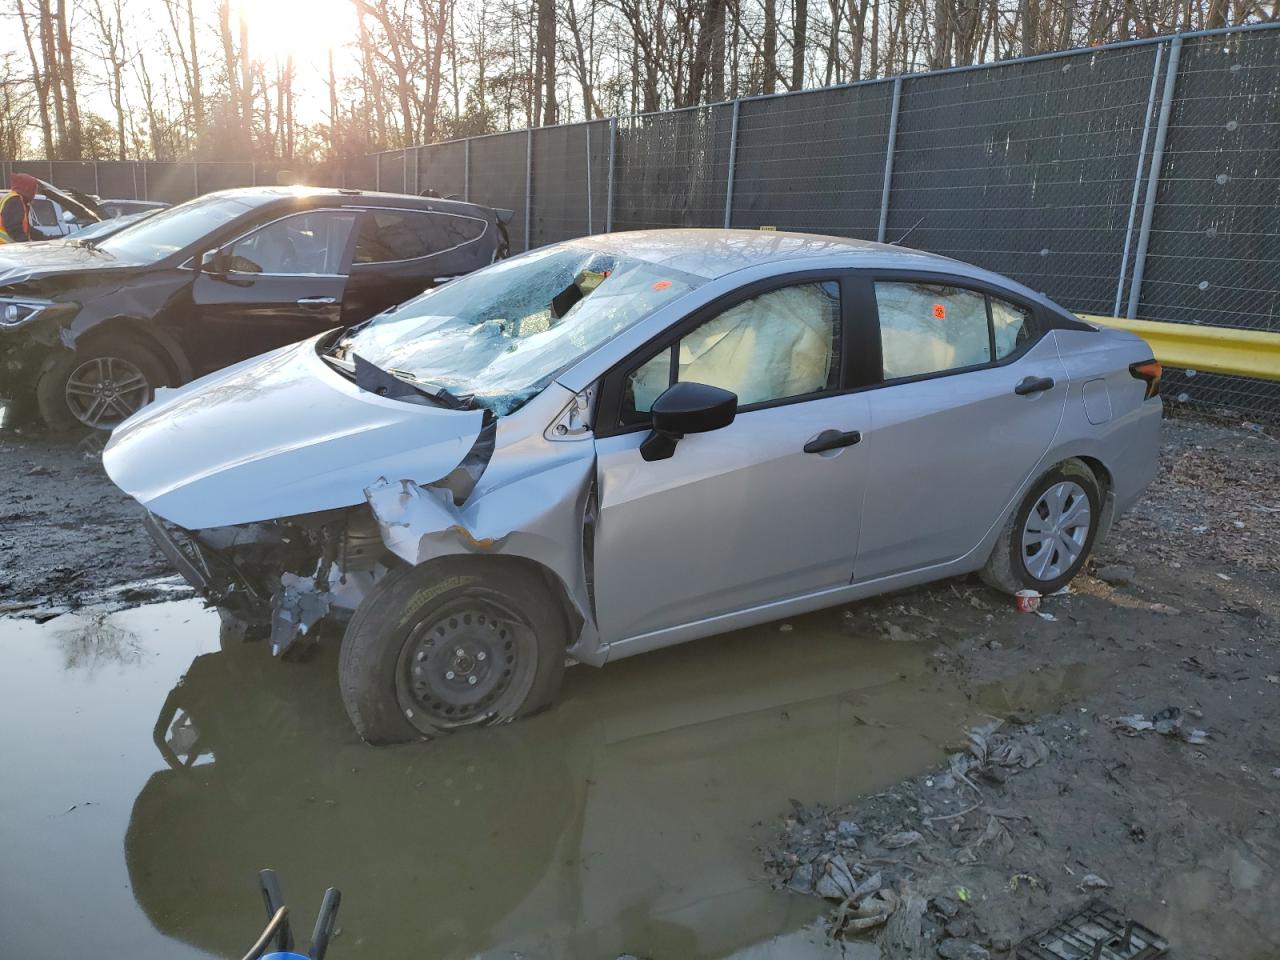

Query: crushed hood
[[103, 336, 485, 529], [0, 241, 137, 287]]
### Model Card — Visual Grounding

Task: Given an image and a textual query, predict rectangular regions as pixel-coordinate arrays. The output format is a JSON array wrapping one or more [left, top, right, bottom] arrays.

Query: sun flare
[[234, 0, 355, 65]]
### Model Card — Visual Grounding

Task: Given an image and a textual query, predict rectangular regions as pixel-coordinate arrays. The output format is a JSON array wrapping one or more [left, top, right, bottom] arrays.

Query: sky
[[1, 0, 366, 135]]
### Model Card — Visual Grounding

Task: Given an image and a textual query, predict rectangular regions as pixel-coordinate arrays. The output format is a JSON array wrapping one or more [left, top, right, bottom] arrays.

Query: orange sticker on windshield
[[653, 280, 672, 291], [932, 303, 946, 320]]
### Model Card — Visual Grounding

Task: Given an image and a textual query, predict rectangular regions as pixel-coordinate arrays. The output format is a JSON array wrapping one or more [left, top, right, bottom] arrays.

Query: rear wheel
[[981, 459, 1101, 596], [338, 558, 566, 744], [37, 335, 168, 431]]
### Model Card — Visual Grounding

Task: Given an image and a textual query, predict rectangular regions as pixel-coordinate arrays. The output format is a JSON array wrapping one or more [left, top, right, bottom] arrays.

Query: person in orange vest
[[0, 173, 51, 243]]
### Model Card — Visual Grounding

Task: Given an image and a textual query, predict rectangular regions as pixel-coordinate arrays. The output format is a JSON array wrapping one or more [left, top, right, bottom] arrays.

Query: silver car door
[[592, 278, 869, 645], [854, 276, 1069, 581]]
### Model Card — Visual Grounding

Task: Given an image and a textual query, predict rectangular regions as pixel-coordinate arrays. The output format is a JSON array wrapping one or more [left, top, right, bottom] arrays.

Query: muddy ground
[[1, 413, 1278, 959], [0, 430, 177, 615], [763, 415, 1280, 959]]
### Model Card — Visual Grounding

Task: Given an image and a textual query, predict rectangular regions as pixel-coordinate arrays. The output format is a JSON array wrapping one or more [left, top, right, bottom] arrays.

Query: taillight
[[1129, 359, 1162, 399]]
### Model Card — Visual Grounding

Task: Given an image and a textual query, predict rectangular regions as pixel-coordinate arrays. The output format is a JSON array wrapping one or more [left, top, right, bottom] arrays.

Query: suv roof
[[201, 186, 491, 216]]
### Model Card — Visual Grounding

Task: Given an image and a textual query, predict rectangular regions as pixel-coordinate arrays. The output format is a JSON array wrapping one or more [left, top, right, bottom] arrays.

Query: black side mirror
[[640, 381, 737, 462], [200, 248, 228, 275]]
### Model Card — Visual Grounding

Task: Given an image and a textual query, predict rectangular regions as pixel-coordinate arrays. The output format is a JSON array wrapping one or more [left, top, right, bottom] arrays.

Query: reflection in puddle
[[0, 600, 1080, 959], [56, 611, 144, 671]]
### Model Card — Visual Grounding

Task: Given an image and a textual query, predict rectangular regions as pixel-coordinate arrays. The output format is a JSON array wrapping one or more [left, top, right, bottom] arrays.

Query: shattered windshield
[[333, 243, 706, 415]]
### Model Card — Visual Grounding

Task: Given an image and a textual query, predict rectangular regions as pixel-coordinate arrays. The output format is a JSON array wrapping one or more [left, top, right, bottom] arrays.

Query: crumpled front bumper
[[141, 512, 217, 595]]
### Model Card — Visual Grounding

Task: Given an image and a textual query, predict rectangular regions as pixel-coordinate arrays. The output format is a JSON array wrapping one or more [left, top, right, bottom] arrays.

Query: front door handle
[[297, 296, 338, 308], [1014, 375, 1055, 396], [804, 429, 862, 454]]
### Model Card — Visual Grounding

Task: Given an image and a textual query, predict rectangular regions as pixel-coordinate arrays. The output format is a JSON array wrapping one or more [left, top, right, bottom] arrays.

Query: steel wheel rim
[[1021, 480, 1091, 582], [395, 594, 534, 730], [64, 356, 150, 429]]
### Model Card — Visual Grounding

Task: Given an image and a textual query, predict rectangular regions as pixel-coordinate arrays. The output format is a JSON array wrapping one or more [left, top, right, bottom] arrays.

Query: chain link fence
[[377, 21, 1280, 420]]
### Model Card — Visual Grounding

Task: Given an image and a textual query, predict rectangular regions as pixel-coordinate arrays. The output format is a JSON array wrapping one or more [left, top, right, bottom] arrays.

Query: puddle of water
[[0, 600, 1069, 959]]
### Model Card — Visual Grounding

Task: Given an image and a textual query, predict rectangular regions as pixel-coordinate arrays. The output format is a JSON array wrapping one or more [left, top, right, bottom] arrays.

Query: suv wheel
[[37, 336, 168, 431]]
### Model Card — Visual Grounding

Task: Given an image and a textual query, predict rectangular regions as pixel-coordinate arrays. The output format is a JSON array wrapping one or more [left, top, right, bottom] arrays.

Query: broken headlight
[[0, 298, 58, 329]]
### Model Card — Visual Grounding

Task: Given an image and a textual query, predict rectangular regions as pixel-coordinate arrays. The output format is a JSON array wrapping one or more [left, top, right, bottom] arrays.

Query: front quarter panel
[[364, 384, 604, 662]]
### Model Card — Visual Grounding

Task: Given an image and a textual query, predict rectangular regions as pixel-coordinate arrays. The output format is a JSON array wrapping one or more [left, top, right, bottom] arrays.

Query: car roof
[[568, 229, 961, 279], [567, 228, 1058, 311]]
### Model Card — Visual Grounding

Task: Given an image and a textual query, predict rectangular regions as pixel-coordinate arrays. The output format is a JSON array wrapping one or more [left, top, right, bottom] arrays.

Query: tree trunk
[[763, 0, 778, 94], [55, 0, 83, 157], [15, 0, 54, 157], [792, 0, 808, 90], [187, 0, 204, 142], [37, 0, 67, 155], [537, 0, 557, 124]]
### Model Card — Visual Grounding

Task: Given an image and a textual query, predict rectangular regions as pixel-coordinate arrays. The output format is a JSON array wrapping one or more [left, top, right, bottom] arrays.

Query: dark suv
[[0, 186, 511, 430]]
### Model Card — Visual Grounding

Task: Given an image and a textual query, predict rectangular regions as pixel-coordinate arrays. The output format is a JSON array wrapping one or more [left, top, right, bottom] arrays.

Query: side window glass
[[354, 211, 485, 263], [990, 296, 1032, 359], [226, 211, 356, 276], [29, 199, 56, 226], [875, 282, 991, 379], [620, 281, 841, 424]]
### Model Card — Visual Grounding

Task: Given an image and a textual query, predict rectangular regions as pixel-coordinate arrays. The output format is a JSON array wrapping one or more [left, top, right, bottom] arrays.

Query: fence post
[[193, 162, 200, 198], [463, 139, 471, 201], [375, 152, 381, 192], [93, 161, 100, 197], [1127, 35, 1182, 320], [141, 162, 148, 200], [723, 100, 740, 229], [524, 129, 533, 252], [1114, 42, 1166, 317], [585, 125, 594, 235], [606, 118, 616, 233], [877, 77, 903, 243]]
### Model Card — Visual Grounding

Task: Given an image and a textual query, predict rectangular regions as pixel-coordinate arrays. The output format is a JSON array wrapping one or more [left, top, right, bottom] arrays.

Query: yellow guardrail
[[1080, 315, 1280, 382]]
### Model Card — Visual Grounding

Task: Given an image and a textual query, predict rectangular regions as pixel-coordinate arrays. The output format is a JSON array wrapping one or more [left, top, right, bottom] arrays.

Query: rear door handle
[[1015, 375, 1055, 396], [804, 429, 862, 454], [297, 296, 338, 307]]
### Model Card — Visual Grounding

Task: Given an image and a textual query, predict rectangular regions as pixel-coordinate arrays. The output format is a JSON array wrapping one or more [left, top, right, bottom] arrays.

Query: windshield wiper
[[352, 353, 472, 410]]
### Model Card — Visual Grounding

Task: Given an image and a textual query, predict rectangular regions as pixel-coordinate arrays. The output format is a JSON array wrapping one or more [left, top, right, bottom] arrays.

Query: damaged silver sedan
[[104, 230, 1162, 743]]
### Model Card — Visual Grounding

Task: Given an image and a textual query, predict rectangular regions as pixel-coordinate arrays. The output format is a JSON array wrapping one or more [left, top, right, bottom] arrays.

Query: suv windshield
[[332, 243, 706, 414], [97, 193, 263, 263]]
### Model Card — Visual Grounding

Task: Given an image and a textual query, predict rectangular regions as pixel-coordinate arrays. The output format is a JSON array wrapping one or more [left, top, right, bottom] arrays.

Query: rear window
[[354, 210, 487, 263]]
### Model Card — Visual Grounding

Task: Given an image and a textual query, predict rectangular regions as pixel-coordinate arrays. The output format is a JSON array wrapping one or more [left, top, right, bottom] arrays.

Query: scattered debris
[[1107, 707, 1209, 745], [1077, 873, 1111, 891], [1015, 899, 1168, 960], [1014, 590, 1041, 614]]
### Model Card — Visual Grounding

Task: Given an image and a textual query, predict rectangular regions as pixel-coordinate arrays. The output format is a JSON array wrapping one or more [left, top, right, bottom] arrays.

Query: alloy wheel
[[1021, 480, 1092, 582], [64, 356, 151, 429]]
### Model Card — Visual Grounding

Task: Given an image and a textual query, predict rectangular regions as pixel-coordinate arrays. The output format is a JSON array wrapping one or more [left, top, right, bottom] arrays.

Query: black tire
[[980, 458, 1102, 596], [339, 557, 566, 744], [36, 334, 169, 432]]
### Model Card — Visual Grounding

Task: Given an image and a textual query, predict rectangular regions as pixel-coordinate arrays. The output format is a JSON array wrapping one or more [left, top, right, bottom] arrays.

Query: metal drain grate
[[1016, 899, 1168, 960]]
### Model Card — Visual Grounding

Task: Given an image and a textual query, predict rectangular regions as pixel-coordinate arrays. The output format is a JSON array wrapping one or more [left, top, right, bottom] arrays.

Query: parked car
[[103, 230, 1162, 743], [0, 186, 512, 429], [25, 180, 106, 238], [98, 198, 170, 219]]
